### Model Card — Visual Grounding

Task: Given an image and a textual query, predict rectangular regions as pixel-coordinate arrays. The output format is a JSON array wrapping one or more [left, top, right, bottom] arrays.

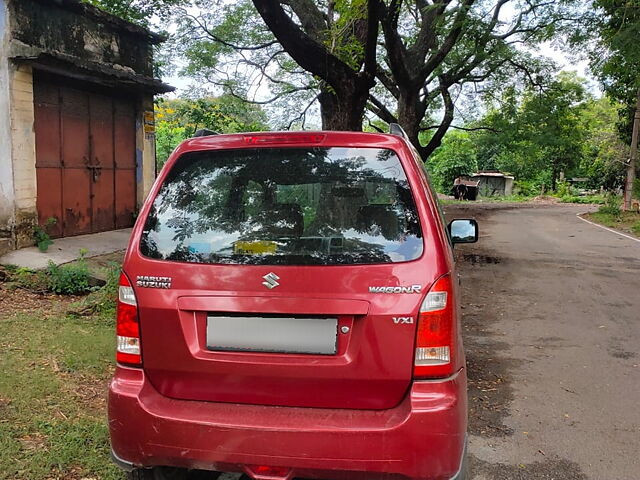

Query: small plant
[[68, 262, 120, 316], [9, 266, 50, 293], [33, 217, 57, 252], [598, 192, 622, 217], [46, 251, 92, 295]]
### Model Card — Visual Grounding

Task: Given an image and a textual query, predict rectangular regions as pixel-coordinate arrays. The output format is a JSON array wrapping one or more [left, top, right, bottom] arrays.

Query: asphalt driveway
[[445, 203, 640, 480]]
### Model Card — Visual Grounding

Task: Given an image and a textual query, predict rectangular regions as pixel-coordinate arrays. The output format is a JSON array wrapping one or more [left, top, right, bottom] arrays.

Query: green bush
[[634, 178, 640, 200], [46, 258, 93, 295], [556, 181, 574, 197], [598, 193, 622, 216], [513, 179, 538, 197]]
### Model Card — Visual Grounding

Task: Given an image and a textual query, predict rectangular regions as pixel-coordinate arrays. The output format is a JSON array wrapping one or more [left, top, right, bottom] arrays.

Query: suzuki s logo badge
[[262, 272, 280, 289]]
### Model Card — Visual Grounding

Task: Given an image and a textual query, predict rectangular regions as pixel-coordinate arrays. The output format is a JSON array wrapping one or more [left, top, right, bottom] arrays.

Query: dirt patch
[[62, 369, 112, 414], [455, 245, 519, 438], [463, 307, 517, 436], [607, 339, 637, 360], [0, 284, 77, 318], [461, 254, 502, 265], [470, 455, 587, 480]]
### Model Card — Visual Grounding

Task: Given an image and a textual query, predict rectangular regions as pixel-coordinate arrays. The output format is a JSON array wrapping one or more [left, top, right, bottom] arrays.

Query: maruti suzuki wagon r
[[108, 127, 478, 480]]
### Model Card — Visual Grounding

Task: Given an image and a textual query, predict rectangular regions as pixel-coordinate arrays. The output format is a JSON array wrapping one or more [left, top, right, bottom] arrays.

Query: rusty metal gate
[[34, 74, 137, 238]]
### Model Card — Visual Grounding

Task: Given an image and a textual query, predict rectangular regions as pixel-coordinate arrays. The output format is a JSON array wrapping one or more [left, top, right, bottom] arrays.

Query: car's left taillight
[[413, 273, 457, 379], [116, 272, 141, 366]]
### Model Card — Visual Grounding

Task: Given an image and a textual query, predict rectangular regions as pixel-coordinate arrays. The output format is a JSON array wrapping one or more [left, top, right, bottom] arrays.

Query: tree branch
[[368, 94, 398, 124], [252, 0, 359, 92], [420, 83, 455, 158]]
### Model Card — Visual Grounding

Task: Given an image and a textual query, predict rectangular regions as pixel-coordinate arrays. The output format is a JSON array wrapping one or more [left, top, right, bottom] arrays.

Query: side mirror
[[448, 219, 478, 245]]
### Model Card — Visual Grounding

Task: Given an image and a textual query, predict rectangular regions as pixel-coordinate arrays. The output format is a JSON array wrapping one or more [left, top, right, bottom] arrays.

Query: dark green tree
[[175, 0, 572, 152], [155, 95, 269, 166], [574, 0, 640, 207], [83, 0, 188, 25]]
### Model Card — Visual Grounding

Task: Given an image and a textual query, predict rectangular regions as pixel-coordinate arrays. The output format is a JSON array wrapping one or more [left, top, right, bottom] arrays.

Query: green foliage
[[514, 180, 541, 197], [572, 0, 640, 142], [555, 181, 573, 197], [634, 178, 640, 199], [426, 131, 478, 193], [45, 254, 93, 295], [82, 0, 187, 26], [155, 96, 269, 167], [598, 193, 622, 216], [10, 267, 49, 293], [69, 263, 120, 316], [33, 217, 57, 252], [452, 73, 629, 192], [559, 195, 606, 204]]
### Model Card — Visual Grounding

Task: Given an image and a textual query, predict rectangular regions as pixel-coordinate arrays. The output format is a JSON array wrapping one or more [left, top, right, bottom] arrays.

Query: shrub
[[46, 256, 93, 295], [514, 180, 539, 197], [556, 181, 573, 197], [598, 193, 622, 217]]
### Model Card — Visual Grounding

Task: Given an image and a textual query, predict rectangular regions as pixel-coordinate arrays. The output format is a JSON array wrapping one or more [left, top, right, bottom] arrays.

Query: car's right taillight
[[116, 272, 141, 366], [414, 273, 456, 378]]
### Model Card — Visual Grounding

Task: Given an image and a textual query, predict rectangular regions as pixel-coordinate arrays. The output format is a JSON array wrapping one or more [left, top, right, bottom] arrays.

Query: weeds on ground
[[68, 262, 120, 317], [7, 250, 99, 296], [559, 194, 605, 204]]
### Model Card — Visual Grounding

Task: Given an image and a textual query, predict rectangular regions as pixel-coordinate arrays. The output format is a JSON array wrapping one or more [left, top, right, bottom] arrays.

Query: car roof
[[173, 130, 412, 155]]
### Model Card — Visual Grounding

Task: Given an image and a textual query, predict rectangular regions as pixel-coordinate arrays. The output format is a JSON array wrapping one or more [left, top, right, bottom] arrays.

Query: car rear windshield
[[140, 147, 423, 265]]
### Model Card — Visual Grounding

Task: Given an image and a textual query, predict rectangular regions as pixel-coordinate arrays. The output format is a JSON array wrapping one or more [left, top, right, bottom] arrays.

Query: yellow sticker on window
[[234, 241, 278, 254]]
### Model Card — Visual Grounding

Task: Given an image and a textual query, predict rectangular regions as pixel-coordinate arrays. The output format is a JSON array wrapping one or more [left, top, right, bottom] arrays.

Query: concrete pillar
[[9, 63, 37, 248], [136, 93, 156, 210], [0, 0, 16, 255]]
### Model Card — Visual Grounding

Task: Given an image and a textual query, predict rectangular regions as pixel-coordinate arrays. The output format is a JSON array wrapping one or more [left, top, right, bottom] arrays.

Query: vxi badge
[[368, 285, 422, 294]]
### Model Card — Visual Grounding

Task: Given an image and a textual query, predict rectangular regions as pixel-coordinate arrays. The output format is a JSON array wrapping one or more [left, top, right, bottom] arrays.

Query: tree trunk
[[623, 87, 640, 211], [318, 80, 370, 131], [396, 88, 428, 155]]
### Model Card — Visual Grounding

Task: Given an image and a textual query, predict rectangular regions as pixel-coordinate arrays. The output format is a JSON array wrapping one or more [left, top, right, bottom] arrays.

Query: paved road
[[446, 203, 640, 480]]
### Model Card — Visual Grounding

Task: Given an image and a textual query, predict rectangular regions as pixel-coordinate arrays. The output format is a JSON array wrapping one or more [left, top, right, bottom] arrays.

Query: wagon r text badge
[[369, 285, 422, 294]]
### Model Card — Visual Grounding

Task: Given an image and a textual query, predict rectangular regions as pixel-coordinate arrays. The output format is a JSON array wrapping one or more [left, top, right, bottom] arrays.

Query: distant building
[[471, 171, 515, 197], [0, 0, 173, 255]]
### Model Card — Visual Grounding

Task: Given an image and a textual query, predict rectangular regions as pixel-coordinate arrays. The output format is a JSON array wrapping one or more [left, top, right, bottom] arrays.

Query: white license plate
[[206, 315, 338, 355]]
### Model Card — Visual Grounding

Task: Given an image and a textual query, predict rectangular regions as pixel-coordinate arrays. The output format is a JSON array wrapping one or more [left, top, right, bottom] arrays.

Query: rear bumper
[[108, 366, 467, 480]]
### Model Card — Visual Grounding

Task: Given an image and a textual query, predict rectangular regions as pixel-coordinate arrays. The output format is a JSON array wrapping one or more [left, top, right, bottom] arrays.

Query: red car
[[108, 127, 478, 480]]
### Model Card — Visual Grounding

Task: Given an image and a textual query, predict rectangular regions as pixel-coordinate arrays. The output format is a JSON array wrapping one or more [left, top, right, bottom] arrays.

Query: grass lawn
[[584, 211, 640, 238], [0, 286, 125, 480]]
